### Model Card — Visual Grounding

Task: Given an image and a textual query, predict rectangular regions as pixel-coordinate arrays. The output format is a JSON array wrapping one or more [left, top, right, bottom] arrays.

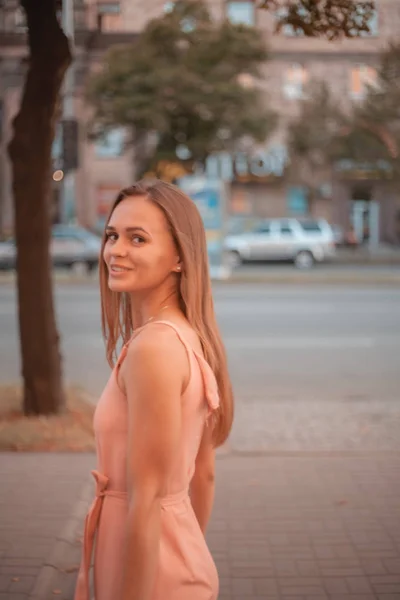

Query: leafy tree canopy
[[262, 0, 375, 40], [288, 80, 346, 166], [87, 0, 277, 174], [359, 42, 400, 138], [288, 43, 400, 188], [286, 80, 347, 198], [339, 42, 400, 167]]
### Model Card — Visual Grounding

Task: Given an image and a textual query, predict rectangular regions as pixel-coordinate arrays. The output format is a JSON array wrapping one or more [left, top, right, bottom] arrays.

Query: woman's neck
[[130, 290, 181, 329]]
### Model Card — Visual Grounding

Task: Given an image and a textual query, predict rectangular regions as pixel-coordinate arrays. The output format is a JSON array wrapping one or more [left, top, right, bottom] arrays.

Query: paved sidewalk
[[0, 453, 95, 600], [2, 451, 400, 600]]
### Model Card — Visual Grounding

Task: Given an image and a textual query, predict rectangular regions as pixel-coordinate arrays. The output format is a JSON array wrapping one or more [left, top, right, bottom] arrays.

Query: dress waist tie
[[74, 470, 127, 600], [74, 470, 190, 600]]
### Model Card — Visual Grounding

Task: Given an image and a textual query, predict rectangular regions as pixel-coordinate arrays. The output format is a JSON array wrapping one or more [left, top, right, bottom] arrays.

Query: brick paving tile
[[372, 584, 400, 594], [0, 452, 95, 598], [2, 452, 400, 599], [7, 575, 36, 594], [328, 596, 377, 600], [383, 560, 400, 574]]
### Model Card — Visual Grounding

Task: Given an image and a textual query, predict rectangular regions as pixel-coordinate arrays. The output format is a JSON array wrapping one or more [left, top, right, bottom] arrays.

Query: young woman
[[74, 179, 234, 600]]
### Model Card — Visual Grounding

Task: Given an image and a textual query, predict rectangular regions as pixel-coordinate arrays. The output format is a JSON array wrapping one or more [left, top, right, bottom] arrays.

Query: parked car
[[223, 218, 336, 269], [0, 225, 101, 272]]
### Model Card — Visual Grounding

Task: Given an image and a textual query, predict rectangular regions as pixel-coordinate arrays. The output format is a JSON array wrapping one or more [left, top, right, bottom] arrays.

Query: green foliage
[[344, 42, 400, 168], [288, 42, 400, 189], [261, 0, 375, 40], [287, 81, 347, 198], [288, 80, 346, 165], [87, 0, 276, 171], [360, 42, 400, 136]]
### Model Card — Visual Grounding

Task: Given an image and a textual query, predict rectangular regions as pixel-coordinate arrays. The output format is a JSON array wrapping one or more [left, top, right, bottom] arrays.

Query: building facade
[[1, 0, 399, 242]]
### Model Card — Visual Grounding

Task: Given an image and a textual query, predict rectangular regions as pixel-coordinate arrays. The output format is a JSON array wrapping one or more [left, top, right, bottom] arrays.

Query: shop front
[[332, 162, 400, 246], [204, 144, 312, 221]]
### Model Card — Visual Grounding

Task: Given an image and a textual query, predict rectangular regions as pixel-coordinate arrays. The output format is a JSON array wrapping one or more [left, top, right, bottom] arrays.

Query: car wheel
[[294, 250, 315, 269], [225, 250, 242, 269]]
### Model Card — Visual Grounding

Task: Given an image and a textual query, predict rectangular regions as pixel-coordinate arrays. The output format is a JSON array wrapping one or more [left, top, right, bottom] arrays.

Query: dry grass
[[0, 385, 96, 452]]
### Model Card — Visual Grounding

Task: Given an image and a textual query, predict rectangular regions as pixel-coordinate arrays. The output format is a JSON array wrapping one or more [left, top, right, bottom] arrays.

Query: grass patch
[[0, 385, 96, 452]]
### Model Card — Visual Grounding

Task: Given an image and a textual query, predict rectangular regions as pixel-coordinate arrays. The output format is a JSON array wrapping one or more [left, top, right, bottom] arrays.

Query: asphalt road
[[1, 282, 399, 453]]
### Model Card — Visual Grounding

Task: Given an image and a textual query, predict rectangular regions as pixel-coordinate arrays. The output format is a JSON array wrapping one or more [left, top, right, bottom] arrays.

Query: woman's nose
[[110, 238, 128, 257]]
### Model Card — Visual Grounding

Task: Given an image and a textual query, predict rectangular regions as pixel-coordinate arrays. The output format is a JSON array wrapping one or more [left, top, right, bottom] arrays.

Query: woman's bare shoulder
[[124, 322, 189, 377]]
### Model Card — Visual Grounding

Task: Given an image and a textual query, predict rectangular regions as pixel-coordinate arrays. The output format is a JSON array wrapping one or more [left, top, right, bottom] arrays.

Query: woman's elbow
[[194, 464, 215, 484]]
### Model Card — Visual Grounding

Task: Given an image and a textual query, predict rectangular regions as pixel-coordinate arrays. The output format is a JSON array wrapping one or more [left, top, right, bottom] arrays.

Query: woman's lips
[[109, 265, 133, 275]]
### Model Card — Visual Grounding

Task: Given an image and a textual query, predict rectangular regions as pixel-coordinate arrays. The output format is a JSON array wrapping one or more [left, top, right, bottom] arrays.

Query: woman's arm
[[120, 325, 187, 600], [190, 423, 216, 534]]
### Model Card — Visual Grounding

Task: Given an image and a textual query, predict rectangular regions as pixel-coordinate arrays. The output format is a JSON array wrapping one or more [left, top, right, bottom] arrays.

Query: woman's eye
[[106, 233, 117, 241], [132, 235, 145, 244]]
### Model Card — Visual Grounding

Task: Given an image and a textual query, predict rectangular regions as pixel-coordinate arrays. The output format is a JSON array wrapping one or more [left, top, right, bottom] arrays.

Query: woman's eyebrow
[[105, 226, 149, 234]]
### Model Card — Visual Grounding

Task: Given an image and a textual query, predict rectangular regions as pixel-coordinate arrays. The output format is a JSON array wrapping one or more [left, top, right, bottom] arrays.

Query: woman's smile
[[109, 264, 134, 276]]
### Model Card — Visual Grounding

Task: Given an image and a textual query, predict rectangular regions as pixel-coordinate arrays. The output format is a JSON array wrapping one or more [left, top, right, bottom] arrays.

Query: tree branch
[[260, 0, 375, 40]]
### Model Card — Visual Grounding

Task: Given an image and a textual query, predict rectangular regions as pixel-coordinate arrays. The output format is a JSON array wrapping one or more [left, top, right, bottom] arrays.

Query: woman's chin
[[108, 275, 134, 292]]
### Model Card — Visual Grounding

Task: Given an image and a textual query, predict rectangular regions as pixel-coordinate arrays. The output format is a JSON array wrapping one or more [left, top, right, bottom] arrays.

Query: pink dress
[[74, 320, 220, 600]]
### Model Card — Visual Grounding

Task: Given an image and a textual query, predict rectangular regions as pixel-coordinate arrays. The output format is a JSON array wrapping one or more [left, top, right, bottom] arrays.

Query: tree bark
[[7, 0, 72, 415]]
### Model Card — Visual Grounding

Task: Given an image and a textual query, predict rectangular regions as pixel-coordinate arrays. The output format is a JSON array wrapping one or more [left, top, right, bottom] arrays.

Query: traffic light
[[62, 118, 79, 172]]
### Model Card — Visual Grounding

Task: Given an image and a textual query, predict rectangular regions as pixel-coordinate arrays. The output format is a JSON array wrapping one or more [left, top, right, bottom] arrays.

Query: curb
[[1, 273, 400, 287], [29, 476, 93, 600]]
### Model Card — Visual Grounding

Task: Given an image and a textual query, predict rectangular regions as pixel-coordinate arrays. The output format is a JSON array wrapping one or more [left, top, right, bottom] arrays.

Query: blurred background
[[1, 0, 400, 262], [0, 2, 400, 599]]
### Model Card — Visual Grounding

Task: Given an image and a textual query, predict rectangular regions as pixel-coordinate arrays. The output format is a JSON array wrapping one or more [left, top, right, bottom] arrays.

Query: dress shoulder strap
[[147, 320, 220, 414], [115, 320, 219, 414]]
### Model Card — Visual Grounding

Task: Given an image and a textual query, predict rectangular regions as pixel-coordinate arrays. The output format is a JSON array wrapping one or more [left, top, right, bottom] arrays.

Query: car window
[[302, 223, 322, 232], [52, 231, 68, 239], [279, 223, 295, 236], [299, 221, 323, 233], [254, 224, 271, 235]]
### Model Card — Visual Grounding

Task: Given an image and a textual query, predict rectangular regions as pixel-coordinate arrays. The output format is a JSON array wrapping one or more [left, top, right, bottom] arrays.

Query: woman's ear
[[174, 258, 182, 273]]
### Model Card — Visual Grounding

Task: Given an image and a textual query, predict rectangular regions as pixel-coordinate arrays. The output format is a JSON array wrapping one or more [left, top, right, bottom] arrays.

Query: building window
[[283, 64, 308, 100], [94, 128, 125, 158], [226, 1, 255, 26], [97, 1, 120, 13], [97, 1, 121, 31], [287, 187, 308, 215], [350, 65, 377, 100]]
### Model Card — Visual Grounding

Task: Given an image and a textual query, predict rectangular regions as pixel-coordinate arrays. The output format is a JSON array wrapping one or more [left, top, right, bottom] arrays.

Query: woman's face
[[103, 195, 181, 293]]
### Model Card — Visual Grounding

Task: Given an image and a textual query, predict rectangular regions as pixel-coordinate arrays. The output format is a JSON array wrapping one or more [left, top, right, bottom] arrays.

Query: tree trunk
[[7, 0, 72, 415]]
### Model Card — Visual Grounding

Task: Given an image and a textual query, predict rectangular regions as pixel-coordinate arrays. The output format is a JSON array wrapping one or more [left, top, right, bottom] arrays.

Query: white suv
[[224, 218, 336, 269]]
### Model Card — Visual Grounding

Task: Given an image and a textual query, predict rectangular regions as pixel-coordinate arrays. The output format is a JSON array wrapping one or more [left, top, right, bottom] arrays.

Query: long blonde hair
[[99, 179, 233, 447]]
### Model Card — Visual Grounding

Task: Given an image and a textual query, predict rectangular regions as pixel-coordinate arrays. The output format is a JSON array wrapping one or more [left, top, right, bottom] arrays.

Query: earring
[[176, 265, 181, 272]]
